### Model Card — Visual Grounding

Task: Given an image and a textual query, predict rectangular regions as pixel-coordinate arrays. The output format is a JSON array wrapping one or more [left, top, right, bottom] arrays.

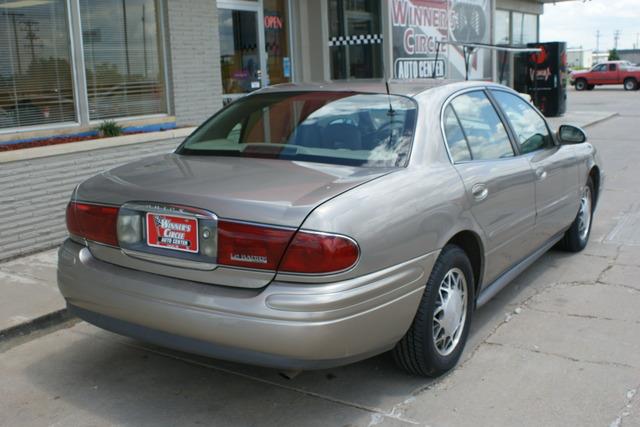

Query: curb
[[583, 112, 619, 128], [0, 309, 73, 344]]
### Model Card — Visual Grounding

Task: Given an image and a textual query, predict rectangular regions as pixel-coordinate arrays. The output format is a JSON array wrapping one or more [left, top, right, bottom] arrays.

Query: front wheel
[[575, 79, 588, 91], [393, 245, 475, 377], [624, 78, 638, 91], [560, 177, 594, 252]]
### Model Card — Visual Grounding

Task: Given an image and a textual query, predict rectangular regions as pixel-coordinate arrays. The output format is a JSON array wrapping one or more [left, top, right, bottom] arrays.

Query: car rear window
[[176, 91, 418, 167]]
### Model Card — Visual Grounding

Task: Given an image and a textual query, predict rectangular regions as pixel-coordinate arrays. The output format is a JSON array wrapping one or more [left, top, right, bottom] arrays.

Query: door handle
[[471, 183, 489, 201], [535, 168, 548, 181]]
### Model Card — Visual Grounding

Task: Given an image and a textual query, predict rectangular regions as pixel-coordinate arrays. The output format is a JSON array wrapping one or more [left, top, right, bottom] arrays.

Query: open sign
[[264, 15, 283, 30]]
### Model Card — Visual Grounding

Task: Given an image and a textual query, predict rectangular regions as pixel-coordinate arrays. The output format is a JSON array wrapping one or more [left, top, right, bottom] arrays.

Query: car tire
[[575, 79, 588, 91], [560, 177, 595, 252], [393, 244, 475, 377], [624, 78, 638, 91]]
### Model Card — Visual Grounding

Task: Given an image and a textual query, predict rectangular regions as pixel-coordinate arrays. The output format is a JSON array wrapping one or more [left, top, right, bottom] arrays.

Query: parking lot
[[1, 87, 639, 427]]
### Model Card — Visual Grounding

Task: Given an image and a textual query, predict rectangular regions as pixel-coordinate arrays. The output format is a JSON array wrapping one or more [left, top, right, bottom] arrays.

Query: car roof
[[257, 79, 482, 98]]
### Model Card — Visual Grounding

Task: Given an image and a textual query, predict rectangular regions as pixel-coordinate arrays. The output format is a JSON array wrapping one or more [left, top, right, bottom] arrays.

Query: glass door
[[263, 0, 292, 86], [218, 1, 266, 102]]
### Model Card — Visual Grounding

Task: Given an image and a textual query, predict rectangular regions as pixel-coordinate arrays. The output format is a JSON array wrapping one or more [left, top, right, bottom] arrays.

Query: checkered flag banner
[[328, 34, 383, 47], [153, 215, 164, 236]]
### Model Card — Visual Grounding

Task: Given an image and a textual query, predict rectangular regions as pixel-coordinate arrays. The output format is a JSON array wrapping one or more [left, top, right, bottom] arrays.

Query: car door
[[590, 64, 608, 84], [606, 63, 619, 84], [490, 89, 580, 247], [443, 90, 537, 285]]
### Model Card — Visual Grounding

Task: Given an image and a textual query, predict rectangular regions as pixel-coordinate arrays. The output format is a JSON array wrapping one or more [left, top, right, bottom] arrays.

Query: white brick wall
[[165, 0, 223, 127], [0, 139, 181, 262]]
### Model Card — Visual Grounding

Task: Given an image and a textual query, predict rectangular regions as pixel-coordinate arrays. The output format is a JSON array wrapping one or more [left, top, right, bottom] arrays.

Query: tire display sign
[[391, 0, 491, 80]]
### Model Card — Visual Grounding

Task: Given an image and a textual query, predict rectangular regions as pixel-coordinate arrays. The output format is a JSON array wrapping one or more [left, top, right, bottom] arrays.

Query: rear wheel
[[393, 245, 474, 377], [560, 177, 594, 252], [624, 78, 638, 91], [575, 79, 588, 91]]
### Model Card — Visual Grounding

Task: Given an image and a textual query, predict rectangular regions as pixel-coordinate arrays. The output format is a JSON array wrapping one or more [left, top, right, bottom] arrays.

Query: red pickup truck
[[570, 61, 640, 91]]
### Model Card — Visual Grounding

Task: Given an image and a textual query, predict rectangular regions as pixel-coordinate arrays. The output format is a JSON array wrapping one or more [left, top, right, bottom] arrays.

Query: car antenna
[[383, 47, 395, 116], [385, 80, 395, 116]]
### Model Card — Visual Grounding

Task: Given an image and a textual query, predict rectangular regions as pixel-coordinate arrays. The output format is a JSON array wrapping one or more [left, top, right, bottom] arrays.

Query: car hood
[[75, 153, 395, 227]]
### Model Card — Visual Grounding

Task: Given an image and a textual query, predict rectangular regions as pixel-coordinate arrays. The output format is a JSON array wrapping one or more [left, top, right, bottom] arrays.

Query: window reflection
[[450, 91, 514, 160], [328, 0, 383, 80], [0, 0, 75, 129], [443, 105, 472, 162], [80, 0, 166, 120], [492, 91, 552, 154], [264, 0, 291, 86], [512, 12, 538, 45], [219, 9, 261, 94], [180, 92, 417, 168]]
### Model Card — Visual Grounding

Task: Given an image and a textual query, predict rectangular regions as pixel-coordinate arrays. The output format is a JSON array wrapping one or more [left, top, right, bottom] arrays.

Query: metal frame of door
[[218, 0, 267, 101]]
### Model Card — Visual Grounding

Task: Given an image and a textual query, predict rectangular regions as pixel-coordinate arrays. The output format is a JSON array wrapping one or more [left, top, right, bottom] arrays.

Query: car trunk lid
[[75, 153, 393, 288]]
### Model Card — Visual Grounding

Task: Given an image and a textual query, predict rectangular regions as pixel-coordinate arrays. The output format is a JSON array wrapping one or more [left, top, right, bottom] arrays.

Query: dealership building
[[0, 0, 566, 144]]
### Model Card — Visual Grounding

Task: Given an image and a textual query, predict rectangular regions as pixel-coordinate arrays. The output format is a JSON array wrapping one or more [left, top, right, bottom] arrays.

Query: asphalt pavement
[[1, 86, 639, 427]]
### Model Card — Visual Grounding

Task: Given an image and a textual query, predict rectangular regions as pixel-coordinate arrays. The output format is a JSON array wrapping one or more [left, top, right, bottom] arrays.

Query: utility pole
[[142, 4, 148, 78], [614, 30, 621, 50], [596, 30, 601, 53], [21, 19, 40, 61], [3, 11, 25, 74]]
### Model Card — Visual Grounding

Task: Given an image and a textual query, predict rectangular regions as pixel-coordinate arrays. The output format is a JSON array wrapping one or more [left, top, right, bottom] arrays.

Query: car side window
[[443, 105, 472, 162], [609, 64, 617, 71], [593, 64, 607, 72], [491, 91, 553, 154], [449, 91, 514, 160]]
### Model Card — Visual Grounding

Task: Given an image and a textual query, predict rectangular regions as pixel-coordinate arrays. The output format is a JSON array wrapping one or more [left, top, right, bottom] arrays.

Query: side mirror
[[558, 125, 587, 144]]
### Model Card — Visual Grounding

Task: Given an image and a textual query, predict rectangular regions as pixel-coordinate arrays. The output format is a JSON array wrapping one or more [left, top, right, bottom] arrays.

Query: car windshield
[[177, 91, 418, 167]]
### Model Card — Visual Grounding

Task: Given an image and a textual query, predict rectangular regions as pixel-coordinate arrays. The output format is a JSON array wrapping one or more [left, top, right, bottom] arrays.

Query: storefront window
[[495, 10, 510, 45], [495, 9, 511, 85], [80, 0, 167, 120], [328, 0, 383, 80], [0, 0, 76, 129], [512, 12, 538, 45], [264, 0, 291, 86]]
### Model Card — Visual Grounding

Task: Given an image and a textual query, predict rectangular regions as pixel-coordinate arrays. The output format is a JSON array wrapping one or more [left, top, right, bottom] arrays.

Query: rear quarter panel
[[295, 165, 477, 282]]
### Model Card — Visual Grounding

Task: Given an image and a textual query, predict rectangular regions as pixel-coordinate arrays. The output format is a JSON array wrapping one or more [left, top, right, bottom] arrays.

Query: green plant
[[97, 120, 123, 137]]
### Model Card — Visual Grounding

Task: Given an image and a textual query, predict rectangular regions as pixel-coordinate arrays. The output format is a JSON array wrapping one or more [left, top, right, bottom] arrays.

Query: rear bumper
[[58, 239, 437, 369]]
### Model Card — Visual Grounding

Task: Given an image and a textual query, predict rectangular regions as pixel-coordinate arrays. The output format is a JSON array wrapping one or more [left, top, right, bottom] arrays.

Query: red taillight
[[66, 202, 119, 246], [217, 221, 294, 270], [217, 221, 359, 274], [279, 231, 359, 274]]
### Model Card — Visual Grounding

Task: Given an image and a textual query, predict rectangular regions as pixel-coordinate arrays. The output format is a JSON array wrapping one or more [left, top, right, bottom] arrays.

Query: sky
[[540, 0, 640, 52]]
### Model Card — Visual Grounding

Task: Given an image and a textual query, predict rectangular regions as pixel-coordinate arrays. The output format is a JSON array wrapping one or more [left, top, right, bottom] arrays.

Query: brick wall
[[0, 139, 181, 262], [165, 0, 223, 127]]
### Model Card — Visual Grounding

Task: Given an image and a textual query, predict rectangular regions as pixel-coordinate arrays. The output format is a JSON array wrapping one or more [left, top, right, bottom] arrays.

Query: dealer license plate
[[146, 213, 199, 253]]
